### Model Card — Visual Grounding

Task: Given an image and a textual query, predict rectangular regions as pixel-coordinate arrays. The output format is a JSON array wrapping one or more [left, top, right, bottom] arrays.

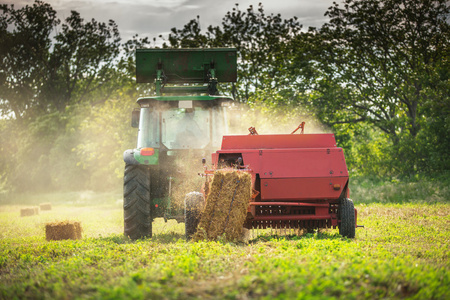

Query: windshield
[[162, 108, 211, 149], [137, 105, 227, 150]]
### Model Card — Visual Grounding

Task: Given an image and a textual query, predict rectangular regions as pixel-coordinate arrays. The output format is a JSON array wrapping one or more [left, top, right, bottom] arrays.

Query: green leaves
[[0, 1, 59, 119], [298, 0, 450, 176], [0, 0, 123, 119], [161, 3, 302, 102]]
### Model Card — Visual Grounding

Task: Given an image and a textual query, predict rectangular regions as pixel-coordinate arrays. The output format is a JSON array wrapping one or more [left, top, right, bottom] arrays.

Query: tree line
[[0, 0, 448, 193]]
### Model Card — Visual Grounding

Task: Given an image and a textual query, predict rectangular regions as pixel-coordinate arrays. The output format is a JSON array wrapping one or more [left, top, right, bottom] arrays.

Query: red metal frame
[[207, 133, 357, 230]]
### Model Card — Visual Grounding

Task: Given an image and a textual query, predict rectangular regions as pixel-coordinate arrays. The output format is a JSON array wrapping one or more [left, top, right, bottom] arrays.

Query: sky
[[2, 0, 336, 44]]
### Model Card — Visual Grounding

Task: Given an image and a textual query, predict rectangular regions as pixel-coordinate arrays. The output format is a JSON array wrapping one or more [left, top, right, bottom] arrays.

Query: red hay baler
[[209, 129, 358, 238]]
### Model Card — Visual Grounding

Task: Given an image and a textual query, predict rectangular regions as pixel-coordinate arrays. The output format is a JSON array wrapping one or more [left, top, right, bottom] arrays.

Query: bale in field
[[20, 207, 37, 217], [39, 203, 52, 211], [194, 170, 252, 241], [45, 221, 82, 241]]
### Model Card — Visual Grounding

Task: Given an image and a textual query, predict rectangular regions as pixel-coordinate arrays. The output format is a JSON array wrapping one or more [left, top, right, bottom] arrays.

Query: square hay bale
[[194, 170, 252, 241], [39, 203, 52, 211], [20, 207, 37, 217], [33, 206, 39, 215], [45, 221, 82, 241]]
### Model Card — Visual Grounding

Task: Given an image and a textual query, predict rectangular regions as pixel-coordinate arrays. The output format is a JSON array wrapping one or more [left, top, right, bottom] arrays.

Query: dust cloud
[[227, 103, 329, 136], [1, 98, 329, 205]]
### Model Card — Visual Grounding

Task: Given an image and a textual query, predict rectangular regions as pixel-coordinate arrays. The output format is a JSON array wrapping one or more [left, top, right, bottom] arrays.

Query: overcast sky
[[2, 0, 336, 44]]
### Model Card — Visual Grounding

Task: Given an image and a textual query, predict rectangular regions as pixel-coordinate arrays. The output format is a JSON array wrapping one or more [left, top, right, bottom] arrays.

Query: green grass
[[350, 173, 450, 204], [1, 182, 449, 299]]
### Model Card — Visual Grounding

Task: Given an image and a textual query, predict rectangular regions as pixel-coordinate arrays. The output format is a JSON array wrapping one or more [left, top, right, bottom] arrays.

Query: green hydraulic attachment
[[136, 48, 237, 96]]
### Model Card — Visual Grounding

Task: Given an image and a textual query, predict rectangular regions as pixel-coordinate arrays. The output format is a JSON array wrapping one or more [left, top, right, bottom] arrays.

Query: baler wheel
[[185, 192, 205, 240], [123, 164, 152, 239], [339, 198, 355, 238]]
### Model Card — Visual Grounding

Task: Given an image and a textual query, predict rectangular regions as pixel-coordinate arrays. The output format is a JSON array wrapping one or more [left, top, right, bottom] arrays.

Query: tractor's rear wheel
[[185, 192, 205, 240], [339, 198, 355, 238], [123, 164, 152, 239]]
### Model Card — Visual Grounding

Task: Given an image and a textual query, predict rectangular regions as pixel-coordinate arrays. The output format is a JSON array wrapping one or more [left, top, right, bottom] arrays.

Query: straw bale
[[33, 206, 39, 215], [45, 221, 82, 241], [40, 203, 52, 211], [20, 207, 37, 217], [194, 170, 252, 241]]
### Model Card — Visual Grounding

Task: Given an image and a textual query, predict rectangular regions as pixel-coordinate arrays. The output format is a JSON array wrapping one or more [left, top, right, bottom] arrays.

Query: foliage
[[0, 1, 136, 193], [297, 0, 450, 175], [161, 3, 302, 102], [0, 0, 59, 120], [44, 10, 121, 112], [0, 0, 122, 120], [75, 98, 137, 191]]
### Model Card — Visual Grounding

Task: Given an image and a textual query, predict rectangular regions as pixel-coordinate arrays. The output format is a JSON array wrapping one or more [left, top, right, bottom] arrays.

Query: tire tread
[[123, 164, 152, 239]]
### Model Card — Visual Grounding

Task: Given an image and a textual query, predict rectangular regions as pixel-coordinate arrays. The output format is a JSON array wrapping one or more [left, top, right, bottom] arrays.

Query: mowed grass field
[[0, 178, 449, 299]]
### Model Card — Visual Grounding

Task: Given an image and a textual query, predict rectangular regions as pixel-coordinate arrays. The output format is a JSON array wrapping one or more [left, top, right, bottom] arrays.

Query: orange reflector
[[155, 204, 158, 208], [333, 184, 341, 190], [140, 147, 155, 156]]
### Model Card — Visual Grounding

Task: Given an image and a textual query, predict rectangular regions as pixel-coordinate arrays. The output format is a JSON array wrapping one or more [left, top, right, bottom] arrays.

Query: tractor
[[123, 48, 237, 239], [124, 48, 358, 240]]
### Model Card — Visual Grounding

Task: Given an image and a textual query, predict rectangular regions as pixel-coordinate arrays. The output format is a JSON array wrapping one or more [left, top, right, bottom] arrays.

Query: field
[[0, 178, 449, 299]]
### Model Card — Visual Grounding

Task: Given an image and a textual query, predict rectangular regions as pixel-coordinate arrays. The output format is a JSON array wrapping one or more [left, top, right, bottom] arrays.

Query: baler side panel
[[230, 148, 349, 201], [257, 148, 348, 178], [260, 177, 349, 201]]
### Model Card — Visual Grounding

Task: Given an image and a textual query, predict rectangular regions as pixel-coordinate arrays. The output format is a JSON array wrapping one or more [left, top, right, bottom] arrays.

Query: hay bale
[[33, 206, 39, 215], [45, 221, 82, 241], [20, 207, 36, 217], [194, 170, 252, 241], [39, 203, 52, 211]]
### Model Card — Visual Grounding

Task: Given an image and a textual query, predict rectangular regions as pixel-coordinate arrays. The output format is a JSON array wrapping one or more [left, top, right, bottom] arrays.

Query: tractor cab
[[124, 48, 236, 166], [128, 95, 232, 165]]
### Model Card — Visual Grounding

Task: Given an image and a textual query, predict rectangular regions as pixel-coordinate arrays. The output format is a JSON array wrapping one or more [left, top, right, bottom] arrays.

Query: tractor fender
[[123, 149, 139, 165]]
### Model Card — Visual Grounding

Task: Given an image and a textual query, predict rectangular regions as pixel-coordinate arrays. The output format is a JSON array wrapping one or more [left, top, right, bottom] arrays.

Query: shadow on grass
[[152, 232, 185, 243], [249, 231, 345, 243], [95, 232, 186, 245], [96, 231, 351, 246]]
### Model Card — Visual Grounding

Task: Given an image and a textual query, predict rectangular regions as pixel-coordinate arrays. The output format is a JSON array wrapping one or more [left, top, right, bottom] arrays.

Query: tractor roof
[[136, 48, 237, 96], [136, 48, 237, 84]]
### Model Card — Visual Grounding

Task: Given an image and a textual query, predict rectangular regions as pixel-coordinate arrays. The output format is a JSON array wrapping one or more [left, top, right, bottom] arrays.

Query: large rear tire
[[123, 164, 152, 239], [339, 198, 355, 238], [185, 192, 204, 240]]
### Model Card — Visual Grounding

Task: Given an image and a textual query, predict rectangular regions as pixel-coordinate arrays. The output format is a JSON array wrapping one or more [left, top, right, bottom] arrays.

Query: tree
[[44, 10, 121, 112], [294, 0, 449, 174], [0, 1, 127, 192], [160, 3, 302, 102], [305, 0, 448, 139], [0, 1, 59, 120], [0, 0, 122, 120]]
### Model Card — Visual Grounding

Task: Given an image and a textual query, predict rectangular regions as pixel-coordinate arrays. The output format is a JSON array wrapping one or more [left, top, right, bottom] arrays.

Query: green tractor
[[123, 48, 237, 239]]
